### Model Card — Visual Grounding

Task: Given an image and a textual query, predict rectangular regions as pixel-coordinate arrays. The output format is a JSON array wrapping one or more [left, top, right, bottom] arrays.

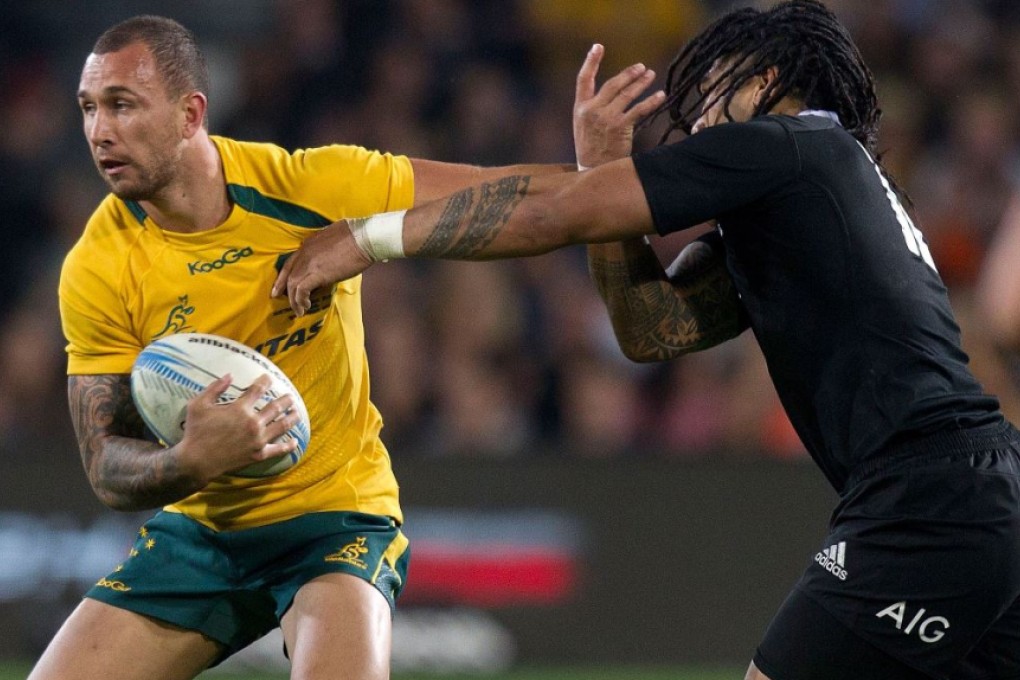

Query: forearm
[[588, 239, 705, 361], [86, 437, 207, 511], [69, 375, 205, 511], [401, 160, 654, 260], [404, 175, 553, 259], [587, 235, 747, 362], [273, 159, 656, 317]]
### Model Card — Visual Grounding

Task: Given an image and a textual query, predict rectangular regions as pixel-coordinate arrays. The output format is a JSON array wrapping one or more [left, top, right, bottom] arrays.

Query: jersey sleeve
[[290, 144, 415, 219], [632, 118, 800, 236], [59, 243, 140, 375]]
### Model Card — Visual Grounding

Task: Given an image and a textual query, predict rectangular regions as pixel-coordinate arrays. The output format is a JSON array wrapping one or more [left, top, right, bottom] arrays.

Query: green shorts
[[85, 510, 409, 661]]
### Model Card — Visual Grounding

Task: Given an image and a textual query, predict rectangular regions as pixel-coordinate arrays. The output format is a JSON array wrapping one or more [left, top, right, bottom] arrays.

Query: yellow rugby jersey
[[59, 136, 414, 531]]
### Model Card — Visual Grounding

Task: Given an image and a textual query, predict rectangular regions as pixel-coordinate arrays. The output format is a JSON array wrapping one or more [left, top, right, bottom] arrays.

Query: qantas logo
[[255, 319, 323, 358], [188, 247, 253, 275]]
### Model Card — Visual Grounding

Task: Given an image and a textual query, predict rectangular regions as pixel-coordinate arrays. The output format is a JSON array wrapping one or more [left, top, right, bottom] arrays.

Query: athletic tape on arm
[[348, 210, 407, 262]]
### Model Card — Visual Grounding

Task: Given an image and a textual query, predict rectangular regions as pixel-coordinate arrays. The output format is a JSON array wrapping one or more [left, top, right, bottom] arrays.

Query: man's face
[[77, 42, 184, 200], [692, 58, 760, 134]]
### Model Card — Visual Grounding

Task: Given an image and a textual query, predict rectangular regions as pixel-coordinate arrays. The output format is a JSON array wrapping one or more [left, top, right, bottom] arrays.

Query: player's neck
[[770, 96, 807, 117], [141, 131, 231, 234]]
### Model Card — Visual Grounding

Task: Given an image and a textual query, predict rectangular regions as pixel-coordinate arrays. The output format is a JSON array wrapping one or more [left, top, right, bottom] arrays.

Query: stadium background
[[3, 0, 1020, 677]]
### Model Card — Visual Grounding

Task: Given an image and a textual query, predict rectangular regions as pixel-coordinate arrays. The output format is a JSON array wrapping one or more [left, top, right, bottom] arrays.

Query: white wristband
[[348, 210, 407, 262], [577, 162, 591, 171]]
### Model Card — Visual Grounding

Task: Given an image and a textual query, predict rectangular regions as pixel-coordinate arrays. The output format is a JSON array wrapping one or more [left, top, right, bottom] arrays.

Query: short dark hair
[[650, 0, 881, 156], [93, 15, 210, 101]]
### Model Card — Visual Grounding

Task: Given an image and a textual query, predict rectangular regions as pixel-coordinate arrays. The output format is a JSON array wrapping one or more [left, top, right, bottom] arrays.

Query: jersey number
[[861, 144, 937, 272]]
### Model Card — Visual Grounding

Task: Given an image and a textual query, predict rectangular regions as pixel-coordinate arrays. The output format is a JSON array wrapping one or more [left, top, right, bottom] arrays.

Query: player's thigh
[[281, 572, 393, 680], [754, 588, 932, 680], [28, 598, 221, 680]]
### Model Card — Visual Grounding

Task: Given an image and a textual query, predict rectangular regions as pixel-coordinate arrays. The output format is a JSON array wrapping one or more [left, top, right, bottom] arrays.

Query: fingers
[[254, 435, 299, 461], [197, 373, 233, 404], [271, 252, 297, 298], [256, 393, 296, 428], [252, 406, 301, 461], [575, 43, 604, 104], [624, 87, 667, 124], [239, 376, 300, 429], [263, 413, 301, 447], [236, 374, 273, 408], [271, 249, 310, 316], [289, 278, 313, 318], [591, 63, 654, 113]]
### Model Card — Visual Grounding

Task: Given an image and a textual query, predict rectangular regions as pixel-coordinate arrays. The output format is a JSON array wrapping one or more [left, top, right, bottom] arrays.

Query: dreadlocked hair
[[647, 0, 881, 157]]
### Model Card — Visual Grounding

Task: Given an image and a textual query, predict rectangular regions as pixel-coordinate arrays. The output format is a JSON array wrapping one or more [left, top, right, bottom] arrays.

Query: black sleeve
[[632, 117, 800, 236]]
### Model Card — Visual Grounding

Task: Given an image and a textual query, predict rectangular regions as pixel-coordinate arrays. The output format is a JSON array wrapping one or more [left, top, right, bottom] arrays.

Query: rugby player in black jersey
[[276, 1, 1020, 677]]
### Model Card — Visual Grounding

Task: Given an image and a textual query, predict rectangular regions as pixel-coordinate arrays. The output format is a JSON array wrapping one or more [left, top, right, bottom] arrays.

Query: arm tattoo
[[68, 375, 201, 511], [589, 239, 746, 361], [419, 176, 530, 258]]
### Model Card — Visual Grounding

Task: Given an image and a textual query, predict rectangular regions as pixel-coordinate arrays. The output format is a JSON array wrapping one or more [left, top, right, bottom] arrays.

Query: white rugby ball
[[130, 332, 311, 478]]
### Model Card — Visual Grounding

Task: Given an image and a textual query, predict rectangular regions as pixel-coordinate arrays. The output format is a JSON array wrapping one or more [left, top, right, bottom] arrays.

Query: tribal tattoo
[[588, 239, 745, 361], [68, 374, 199, 510], [419, 175, 530, 258]]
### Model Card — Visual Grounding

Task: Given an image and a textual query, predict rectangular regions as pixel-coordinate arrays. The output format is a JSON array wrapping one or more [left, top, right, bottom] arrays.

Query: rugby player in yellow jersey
[[31, 14, 662, 680]]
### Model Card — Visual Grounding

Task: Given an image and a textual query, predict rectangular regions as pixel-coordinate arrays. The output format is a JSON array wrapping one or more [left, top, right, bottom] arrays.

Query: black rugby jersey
[[633, 113, 1003, 491]]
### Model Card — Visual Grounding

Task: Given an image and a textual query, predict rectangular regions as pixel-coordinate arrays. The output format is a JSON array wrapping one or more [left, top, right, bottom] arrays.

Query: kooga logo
[[188, 247, 254, 275]]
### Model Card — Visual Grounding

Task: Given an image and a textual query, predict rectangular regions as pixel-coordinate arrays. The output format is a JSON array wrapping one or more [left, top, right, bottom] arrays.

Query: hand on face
[[271, 220, 373, 316], [573, 44, 666, 169]]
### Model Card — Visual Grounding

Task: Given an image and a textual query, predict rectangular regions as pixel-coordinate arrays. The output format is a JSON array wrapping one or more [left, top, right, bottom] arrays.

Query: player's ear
[[752, 66, 780, 108], [181, 91, 207, 138]]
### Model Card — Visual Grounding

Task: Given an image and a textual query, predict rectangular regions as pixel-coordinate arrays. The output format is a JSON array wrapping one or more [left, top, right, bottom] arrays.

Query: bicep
[[552, 158, 656, 243], [410, 159, 482, 206]]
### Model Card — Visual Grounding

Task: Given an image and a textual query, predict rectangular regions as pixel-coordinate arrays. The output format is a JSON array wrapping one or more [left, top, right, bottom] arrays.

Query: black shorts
[[756, 435, 1020, 679]]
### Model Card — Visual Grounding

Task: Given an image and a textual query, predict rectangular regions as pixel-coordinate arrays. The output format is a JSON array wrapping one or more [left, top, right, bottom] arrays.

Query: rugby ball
[[130, 333, 311, 478]]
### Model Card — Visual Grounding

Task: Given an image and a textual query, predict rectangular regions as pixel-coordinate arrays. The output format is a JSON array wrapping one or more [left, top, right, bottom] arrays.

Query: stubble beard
[[99, 142, 180, 202]]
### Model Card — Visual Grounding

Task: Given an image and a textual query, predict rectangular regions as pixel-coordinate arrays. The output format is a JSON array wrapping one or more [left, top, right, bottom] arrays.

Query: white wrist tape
[[348, 210, 407, 262], [577, 162, 591, 172]]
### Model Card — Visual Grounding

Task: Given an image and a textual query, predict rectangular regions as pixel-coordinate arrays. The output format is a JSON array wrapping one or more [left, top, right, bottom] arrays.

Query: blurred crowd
[[4, 0, 1020, 468]]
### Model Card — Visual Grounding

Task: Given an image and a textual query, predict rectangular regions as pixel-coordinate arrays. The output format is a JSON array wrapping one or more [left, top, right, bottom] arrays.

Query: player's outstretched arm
[[274, 159, 655, 316], [587, 234, 748, 362], [68, 373, 300, 511]]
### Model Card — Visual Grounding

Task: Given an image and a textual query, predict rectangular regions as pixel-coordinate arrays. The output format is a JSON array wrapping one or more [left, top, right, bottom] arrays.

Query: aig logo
[[876, 601, 949, 643], [188, 247, 253, 275]]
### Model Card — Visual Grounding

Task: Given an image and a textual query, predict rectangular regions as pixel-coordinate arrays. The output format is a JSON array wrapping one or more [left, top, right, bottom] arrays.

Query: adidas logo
[[814, 541, 848, 581]]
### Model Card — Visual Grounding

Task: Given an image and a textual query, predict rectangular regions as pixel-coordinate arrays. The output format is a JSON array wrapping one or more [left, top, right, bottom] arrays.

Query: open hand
[[573, 44, 666, 169], [175, 374, 301, 481]]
